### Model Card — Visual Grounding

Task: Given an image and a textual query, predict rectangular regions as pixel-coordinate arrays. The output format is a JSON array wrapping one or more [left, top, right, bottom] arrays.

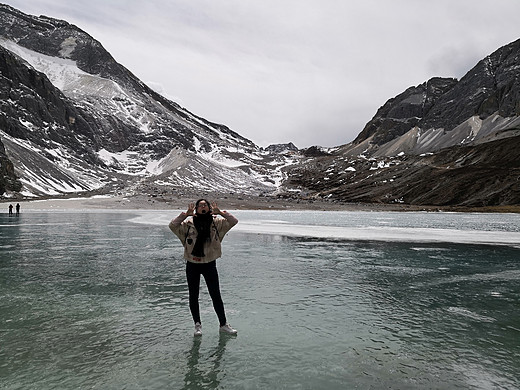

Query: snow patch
[[59, 37, 77, 58], [0, 38, 127, 99]]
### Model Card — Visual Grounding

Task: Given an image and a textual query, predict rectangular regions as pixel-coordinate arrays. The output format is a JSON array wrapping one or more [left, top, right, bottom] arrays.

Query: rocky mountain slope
[[285, 39, 520, 207], [286, 134, 519, 206], [0, 4, 296, 199]]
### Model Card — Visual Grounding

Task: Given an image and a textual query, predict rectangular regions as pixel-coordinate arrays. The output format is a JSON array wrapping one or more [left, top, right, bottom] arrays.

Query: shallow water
[[1, 210, 519, 389]]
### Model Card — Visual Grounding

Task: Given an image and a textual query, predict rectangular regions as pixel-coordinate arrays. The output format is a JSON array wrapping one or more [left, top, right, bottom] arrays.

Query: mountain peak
[[348, 37, 520, 158], [353, 77, 458, 146], [0, 4, 292, 198]]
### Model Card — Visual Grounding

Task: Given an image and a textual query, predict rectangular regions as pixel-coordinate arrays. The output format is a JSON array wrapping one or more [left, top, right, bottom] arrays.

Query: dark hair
[[192, 199, 213, 257], [195, 199, 212, 215]]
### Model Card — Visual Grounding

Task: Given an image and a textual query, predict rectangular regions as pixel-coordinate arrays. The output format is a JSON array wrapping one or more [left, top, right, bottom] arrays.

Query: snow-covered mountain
[[0, 4, 297, 198]]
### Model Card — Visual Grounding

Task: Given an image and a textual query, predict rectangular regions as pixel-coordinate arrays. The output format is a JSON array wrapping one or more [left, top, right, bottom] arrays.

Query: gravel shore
[[4, 194, 518, 213]]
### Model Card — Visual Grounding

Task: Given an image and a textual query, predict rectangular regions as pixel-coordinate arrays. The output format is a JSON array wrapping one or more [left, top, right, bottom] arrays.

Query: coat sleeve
[[214, 211, 238, 241], [169, 212, 190, 244]]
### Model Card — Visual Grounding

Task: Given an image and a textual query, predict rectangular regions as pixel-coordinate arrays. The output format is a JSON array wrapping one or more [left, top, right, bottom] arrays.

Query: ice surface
[[130, 211, 520, 248], [232, 222, 520, 247]]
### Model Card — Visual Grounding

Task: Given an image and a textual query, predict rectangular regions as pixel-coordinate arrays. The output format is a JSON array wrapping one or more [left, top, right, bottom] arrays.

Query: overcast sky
[[5, 1, 520, 148]]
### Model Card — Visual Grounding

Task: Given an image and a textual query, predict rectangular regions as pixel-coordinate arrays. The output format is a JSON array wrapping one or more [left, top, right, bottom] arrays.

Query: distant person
[[16, 203, 20, 215], [169, 199, 238, 337], [8, 204, 13, 215]]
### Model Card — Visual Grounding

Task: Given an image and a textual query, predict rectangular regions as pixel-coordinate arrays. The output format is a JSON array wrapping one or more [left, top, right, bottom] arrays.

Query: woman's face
[[196, 201, 210, 214]]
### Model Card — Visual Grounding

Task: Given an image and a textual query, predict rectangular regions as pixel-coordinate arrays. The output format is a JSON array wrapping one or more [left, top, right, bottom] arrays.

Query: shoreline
[[2, 195, 520, 213]]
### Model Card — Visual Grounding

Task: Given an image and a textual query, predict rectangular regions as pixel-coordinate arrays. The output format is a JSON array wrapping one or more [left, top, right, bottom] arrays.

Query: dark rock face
[[302, 146, 330, 157], [264, 142, 299, 154], [354, 77, 458, 145], [0, 140, 21, 194]]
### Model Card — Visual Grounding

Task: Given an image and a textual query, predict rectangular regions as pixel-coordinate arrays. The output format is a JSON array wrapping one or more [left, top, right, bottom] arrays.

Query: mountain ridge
[[345, 38, 520, 158], [283, 37, 520, 206]]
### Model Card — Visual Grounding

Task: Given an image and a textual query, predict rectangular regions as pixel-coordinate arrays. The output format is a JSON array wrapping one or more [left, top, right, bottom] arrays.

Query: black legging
[[186, 260, 227, 326]]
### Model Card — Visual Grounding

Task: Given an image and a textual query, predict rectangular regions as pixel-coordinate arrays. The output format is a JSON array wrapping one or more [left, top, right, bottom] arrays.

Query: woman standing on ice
[[169, 199, 238, 336]]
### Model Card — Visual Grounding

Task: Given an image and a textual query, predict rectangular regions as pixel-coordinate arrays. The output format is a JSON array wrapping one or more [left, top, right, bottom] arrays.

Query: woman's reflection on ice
[[183, 333, 234, 389]]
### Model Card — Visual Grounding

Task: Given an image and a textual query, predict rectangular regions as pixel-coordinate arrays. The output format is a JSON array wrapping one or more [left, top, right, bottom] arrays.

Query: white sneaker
[[194, 322, 202, 337], [219, 323, 237, 335]]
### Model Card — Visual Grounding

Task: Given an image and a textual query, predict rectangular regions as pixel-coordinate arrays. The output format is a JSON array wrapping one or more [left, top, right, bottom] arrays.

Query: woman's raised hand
[[211, 202, 222, 215], [186, 203, 195, 216]]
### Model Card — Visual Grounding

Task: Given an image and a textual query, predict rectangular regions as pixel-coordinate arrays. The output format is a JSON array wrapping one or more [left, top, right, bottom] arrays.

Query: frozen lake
[[1, 209, 519, 389]]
